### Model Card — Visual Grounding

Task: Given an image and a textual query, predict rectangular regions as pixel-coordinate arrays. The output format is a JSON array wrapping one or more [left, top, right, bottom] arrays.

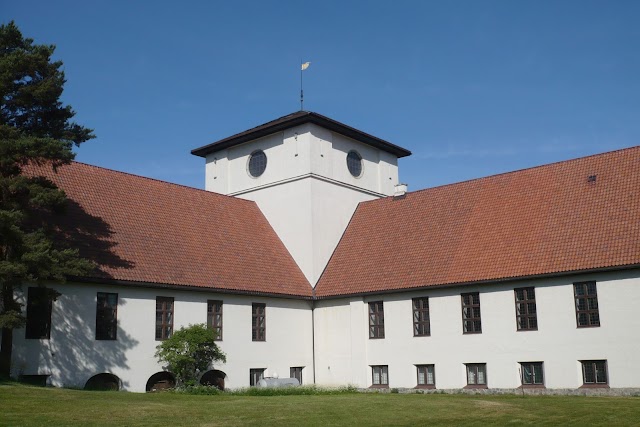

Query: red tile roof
[[29, 162, 312, 298], [315, 146, 640, 298]]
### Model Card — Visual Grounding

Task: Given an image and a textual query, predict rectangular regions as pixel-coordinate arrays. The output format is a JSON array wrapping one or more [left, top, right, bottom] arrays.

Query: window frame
[[371, 365, 389, 388], [247, 150, 267, 178], [514, 287, 538, 331], [346, 150, 363, 178], [465, 363, 488, 388], [155, 296, 174, 341], [581, 360, 609, 387], [249, 368, 265, 386], [415, 364, 436, 389], [412, 297, 430, 337], [519, 362, 545, 387], [290, 367, 303, 385], [96, 292, 118, 340], [368, 301, 385, 339], [252, 303, 266, 342], [574, 281, 600, 328], [461, 292, 482, 334], [207, 300, 223, 341], [25, 287, 53, 340]]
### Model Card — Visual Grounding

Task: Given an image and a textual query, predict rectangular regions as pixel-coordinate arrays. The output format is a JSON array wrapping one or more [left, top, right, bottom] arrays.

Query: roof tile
[[315, 146, 640, 297], [28, 162, 312, 298]]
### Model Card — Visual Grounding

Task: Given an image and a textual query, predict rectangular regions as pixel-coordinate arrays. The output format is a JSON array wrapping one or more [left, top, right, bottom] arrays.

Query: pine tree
[[0, 21, 95, 377]]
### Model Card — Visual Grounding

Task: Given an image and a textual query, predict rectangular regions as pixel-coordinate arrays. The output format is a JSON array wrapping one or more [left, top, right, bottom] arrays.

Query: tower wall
[[203, 123, 400, 286]]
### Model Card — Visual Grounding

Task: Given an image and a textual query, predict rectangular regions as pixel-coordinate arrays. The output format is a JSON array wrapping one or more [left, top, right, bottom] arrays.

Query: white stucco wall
[[313, 269, 640, 389], [204, 124, 399, 198], [11, 282, 313, 392], [239, 178, 377, 286]]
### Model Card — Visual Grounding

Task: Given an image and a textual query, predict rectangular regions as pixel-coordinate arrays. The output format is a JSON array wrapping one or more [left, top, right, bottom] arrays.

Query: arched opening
[[199, 369, 226, 390], [84, 373, 120, 391], [146, 371, 176, 392]]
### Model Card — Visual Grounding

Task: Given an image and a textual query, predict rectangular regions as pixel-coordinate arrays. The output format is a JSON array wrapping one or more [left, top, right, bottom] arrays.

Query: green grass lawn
[[1, 382, 639, 426]]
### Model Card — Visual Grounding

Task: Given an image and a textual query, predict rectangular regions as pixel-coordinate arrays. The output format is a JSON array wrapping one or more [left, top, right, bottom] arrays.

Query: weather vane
[[300, 61, 310, 110]]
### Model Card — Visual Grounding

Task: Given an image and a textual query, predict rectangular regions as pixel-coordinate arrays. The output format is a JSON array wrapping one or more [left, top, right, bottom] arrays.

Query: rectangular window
[[461, 292, 482, 333], [96, 292, 118, 340], [574, 281, 600, 327], [466, 363, 487, 387], [581, 360, 608, 386], [412, 297, 430, 336], [155, 297, 174, 341], [371, 365, 389, 387], [520, 362, 544, 386], [249, 368, 265, 386], [252, 303, 266, 341], [368, 301, 385, 339], [515, 287, 537, 331], [25, 287, 53, 339], [290, 367, 303, 385], [207, 300, 223, 341], [416, 364, 435, 387]]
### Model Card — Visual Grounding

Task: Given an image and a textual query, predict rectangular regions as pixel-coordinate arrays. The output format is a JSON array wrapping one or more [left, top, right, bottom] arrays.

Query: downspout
[[311, 295, 316, 385]]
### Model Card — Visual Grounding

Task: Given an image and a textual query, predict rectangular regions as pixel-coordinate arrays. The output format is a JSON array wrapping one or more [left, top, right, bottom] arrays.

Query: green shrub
[[155, 324, 226, 387], [174, 385, 360, 396], [174, 385, 223, 395]]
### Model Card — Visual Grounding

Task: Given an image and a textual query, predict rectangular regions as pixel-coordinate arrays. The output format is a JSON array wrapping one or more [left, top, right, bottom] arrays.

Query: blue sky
[[3, 1, 639, 191]]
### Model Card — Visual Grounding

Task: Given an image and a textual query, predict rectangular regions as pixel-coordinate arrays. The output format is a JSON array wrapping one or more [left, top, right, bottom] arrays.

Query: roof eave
[[191, 112, 412, 158], [314, 263, 640, 300], [70, 276, 314, 300]]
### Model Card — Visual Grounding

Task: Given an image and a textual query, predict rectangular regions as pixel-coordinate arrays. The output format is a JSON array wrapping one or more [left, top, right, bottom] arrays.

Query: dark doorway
[[146, 371, 176, 392], [85, 373, 120, 391], [200, 369, 226, 390]]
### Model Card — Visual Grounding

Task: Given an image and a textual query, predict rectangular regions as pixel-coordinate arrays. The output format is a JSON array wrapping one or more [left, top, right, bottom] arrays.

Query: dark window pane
[[369, 301, 384, 338], [25, 287, 53, 339], [461, 293, 481, 333], [347, 151, 363, 177], [415, 300, 428, 335], [252, 303, 266, 341], [574, 282, 600, 328], [156, 297, 174, 340], [96, 292, 118, 340], [248, 151, 267, 177]]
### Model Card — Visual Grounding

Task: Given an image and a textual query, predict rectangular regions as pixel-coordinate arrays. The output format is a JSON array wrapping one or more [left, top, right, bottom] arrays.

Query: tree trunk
[[0, 327, 12, 377], [0, 283, 15, 378]]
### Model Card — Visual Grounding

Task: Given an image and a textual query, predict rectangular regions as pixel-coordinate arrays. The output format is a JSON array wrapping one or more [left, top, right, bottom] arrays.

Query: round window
[[346, 150, 363, 177], [247, 150, 267, 177]]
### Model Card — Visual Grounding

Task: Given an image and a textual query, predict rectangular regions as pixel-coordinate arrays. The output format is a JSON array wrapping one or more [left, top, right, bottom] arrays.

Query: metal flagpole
[[300, 61, 310, 110]]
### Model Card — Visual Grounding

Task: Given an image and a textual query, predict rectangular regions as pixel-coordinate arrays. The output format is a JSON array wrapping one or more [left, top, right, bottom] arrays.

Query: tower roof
[[191, 111, 412, 158]]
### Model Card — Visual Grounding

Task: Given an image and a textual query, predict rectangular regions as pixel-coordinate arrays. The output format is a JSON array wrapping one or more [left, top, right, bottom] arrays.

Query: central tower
[[192, 111, 411, 286]]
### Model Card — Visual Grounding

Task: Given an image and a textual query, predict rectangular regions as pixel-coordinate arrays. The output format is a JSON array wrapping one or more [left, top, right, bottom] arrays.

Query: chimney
[[393, 183, 408, 198]]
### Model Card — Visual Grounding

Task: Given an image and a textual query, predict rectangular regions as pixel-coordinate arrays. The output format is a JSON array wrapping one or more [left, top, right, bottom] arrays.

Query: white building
[[9, 111, 640, 392]]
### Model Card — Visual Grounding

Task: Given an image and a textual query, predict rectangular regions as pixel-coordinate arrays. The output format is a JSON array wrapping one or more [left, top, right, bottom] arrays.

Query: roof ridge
[[67, 160, 255, 204]]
